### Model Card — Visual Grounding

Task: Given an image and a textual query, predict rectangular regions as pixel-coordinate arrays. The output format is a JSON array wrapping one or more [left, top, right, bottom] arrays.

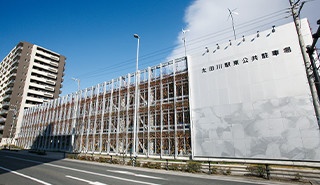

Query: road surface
[[0, 150, 294, 185]]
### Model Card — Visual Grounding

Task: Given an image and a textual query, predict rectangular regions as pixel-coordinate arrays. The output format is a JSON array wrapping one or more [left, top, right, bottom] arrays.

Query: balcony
[[12, 53, 21, 60], [10, 66, 18, 73], [26, 96, 44, 103], [8, 73, 16, 80], [36, 50, 59, 61], [35, 56, 59, 67], [7, 80, 15, 87], [30, 76, 56, 85], [2, 102, 10, 108], [28, 89, 54, 98], [31, 69, 57, 79], [3, 94, 11, 101], [4, 88, 13, 95], [24, 103, 36, 108], [0, 110, 8, 116], [0, 118, 5, 124], [33, 62, 58, 73], [29, 82, 54, 92]]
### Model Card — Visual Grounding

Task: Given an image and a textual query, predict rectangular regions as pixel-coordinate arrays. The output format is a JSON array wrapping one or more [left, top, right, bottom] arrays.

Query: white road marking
[[0, 165, 52, 185], [106, 170, 165, 180], [6, 156, 160, 185], [66, 175, 107, 185]]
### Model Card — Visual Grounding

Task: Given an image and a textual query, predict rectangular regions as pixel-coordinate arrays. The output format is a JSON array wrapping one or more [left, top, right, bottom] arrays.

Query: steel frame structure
[[17, 57, 191, 159]]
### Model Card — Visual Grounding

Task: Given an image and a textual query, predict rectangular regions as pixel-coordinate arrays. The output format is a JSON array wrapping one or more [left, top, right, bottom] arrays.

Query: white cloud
[[168, 0, 291, 60]]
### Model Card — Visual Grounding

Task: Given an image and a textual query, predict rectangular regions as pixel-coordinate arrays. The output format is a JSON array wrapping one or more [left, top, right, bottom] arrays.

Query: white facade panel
[[188, 19, 320, 161]]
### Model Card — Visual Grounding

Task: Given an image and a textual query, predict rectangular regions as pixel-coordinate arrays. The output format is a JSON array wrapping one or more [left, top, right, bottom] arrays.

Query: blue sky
[[1, 0, 319, 96]]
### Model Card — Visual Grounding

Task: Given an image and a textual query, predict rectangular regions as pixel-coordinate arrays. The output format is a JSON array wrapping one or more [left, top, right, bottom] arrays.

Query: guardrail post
[[208, 161, 211, 174], [166, 159, 169, 170], [266, 164, 270, 180], [132, 157, 136, 167]]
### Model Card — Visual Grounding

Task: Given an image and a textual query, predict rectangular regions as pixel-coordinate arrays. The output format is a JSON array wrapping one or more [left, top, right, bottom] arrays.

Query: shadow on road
[[0, 124, 75, 176]]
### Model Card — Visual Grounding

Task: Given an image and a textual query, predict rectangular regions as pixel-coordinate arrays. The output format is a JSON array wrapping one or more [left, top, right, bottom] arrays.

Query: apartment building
[[0, 41, 66, 145]]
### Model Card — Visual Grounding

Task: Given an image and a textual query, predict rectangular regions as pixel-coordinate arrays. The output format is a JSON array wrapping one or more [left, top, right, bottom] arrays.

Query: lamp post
[[72, 78, 80, 92], [133, 34, 140, 158], [182, 29, 189, 57]]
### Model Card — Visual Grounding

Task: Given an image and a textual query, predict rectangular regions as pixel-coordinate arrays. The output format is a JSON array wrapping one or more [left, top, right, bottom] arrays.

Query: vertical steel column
[[65, 95, 73, 150], [60, 95, 68, 150], [21, 109, 29, 148], [116, 78, 122, 153], [173, 60, 178, 159], [86, 87, 94, 152], [147, 67, 151, 157], [99, 82, 107, 153], [71, 91, 80, 151], [54, 98, 62, 150], [160, 64, 164, 157], [27, 107, 33, 148], [50, 101, 56, 149], [133, 72, 138, 156], [30, 106, 38, 148], [125, 74, 131, 155], [79, 90, 87, 152], [36, 106, 45, 150], [107, 79, 114, 154], [57, 100, 62, 150], [43, 101, 53, 150], [92, 84, 100, 152]]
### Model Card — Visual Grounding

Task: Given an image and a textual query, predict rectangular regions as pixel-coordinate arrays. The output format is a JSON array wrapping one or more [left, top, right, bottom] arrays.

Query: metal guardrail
[[66, 153, 320, 182]]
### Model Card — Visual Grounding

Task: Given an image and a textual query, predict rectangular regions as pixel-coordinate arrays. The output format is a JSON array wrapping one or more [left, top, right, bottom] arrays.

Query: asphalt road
[[0, 150, 294, 185]]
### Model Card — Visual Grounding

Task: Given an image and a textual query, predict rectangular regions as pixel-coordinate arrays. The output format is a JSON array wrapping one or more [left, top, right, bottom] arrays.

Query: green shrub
[[154, 163, 161, 169], [79, 156, 86, 160], [226, 168, 231, 175], [135, 161, 141, 167], [181, 165, 187, 172], [247, 165, 266, 177], [209, 167, 217, 174], [186, 162, 201, 173], [112, 159, 119, 164], [98, 157, 108, 163], [86, 156, 94, 161], [66, 154, 75, 159], [168, 164, 180, 171]]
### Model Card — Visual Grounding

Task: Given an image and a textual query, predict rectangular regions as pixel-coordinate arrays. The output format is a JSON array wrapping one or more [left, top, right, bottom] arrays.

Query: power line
[[72, 8, 288, 80]]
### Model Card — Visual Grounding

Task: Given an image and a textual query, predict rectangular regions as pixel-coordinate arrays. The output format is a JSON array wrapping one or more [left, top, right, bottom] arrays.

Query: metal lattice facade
[[17, 57, 191, 159]]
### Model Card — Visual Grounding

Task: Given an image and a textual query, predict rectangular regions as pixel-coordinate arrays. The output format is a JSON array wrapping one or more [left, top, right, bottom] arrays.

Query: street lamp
[[133, 34, 140, 158], [182, 29, 190, 57], [134, 34, 140, 72], [72, 78, 80, 92]]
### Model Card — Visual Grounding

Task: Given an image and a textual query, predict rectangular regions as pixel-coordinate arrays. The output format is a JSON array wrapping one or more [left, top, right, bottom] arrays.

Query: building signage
[[188, 19, 320, 161]]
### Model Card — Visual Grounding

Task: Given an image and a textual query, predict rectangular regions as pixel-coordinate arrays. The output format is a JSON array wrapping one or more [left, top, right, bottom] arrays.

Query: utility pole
[[289, 0, 320, 126]]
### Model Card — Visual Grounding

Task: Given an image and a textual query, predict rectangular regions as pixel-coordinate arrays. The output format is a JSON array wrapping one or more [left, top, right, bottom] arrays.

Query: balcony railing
[[0, 110, 8, 116], [3, 94, 11, 101], [4, 87, 13, 94], [0, 117, 6, 123]]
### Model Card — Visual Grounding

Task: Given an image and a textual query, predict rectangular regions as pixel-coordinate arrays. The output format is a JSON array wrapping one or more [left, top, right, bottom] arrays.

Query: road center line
[[0, 165, 52, 185], [5, 156, 160, 185]]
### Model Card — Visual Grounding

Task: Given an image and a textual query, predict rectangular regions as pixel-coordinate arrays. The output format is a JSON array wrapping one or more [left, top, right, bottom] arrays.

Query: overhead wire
[[73, 8, 289, 81]]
